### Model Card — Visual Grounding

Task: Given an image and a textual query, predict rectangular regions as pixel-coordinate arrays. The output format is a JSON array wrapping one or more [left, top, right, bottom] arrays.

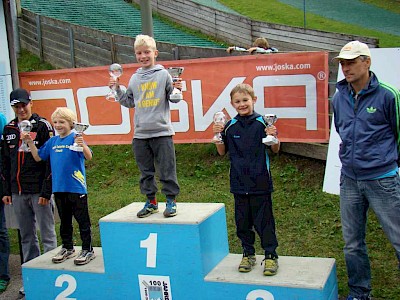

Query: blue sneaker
[[163, 199, 177, 217], [137, 201, 158, 218]]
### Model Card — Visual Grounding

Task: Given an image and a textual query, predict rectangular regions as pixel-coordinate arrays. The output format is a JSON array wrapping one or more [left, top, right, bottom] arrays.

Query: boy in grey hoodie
[[110, 34, 181, 218]]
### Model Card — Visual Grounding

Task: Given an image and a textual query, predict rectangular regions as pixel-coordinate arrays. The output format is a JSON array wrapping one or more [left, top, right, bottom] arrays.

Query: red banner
[[19, 52, 329, 145]]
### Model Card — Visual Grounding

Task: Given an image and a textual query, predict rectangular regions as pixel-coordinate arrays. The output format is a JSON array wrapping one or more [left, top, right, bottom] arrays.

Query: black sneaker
[[74, 250, 96, 265], [52, 248, 76, 263]]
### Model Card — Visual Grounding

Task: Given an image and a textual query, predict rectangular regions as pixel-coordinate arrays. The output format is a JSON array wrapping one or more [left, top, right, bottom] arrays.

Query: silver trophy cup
[[167, 67, 184, 101], [212, 111, 227, 144], [106, 63, 123, 102], [70, 122, 89, 152], [262, 114, 278, 146], [18, 120, 33, 152]]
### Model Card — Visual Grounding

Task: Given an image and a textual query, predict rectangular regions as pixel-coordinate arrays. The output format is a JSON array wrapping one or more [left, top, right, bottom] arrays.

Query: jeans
[[0, 201, 10, 281], [340, 174, 400, 298], [12, 193, 57, 263]]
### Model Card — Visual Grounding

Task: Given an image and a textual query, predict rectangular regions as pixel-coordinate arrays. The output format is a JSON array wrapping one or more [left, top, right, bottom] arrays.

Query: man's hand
[[38, 197, 50, 206], [2, 196, 12, 205]]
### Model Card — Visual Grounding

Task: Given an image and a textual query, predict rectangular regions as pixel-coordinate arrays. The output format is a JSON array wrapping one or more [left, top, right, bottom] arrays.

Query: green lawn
[[218, 0, 400, 47]]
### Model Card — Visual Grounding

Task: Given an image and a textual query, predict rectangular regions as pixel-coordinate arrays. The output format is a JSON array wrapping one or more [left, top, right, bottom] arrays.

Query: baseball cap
[[10, 88, 31, 106], [334, 41, 371, 60]]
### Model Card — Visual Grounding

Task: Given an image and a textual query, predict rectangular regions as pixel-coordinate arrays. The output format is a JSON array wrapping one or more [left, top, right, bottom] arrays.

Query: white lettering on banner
[[253, 75, 317, 130], [31, 89, 76, 114], [77, 86, 131, 135], [192, 77, 245, 131], [170, 100, 189, 132], [30, 75, 318, 135]]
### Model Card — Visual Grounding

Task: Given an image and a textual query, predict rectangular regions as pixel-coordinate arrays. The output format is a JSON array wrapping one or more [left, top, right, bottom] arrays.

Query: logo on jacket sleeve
[[366, 106, 377, 113]]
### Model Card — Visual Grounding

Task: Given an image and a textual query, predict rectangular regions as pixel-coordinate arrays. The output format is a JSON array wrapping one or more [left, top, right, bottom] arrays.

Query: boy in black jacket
[[213, 83, 280, 276], [1, 89, 57, 274]]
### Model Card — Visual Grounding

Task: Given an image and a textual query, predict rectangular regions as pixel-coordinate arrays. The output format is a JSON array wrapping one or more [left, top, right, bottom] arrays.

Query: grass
[[10, 4, 400, 298], [218, 0, 400, 47]]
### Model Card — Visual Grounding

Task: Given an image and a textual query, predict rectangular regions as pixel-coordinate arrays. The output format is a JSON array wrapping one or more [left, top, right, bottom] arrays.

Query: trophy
[[167, 67, 184, 101], [106, 63, 123, 102], [18, 120, 33, 152], [212, 111, 227, 144], [70, 122, 89, 152], [262, 114, 279, 145]]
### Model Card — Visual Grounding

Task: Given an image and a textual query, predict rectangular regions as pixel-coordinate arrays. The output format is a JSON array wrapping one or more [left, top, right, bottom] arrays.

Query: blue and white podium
[[22, 203, 338, 300]]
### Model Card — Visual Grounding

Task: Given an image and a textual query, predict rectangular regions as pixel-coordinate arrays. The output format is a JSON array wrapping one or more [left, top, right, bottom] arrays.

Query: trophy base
[[170, 93, 183, 101], [211, 137, 224, 144], [262, 136, 278, 146], [70, 145, 84, 152]]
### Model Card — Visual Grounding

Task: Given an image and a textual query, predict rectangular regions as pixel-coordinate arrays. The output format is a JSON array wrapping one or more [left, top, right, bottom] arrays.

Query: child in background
[[213, 83, 280, 276], [23, 107, 95, 265], [226, 37, 278, 54], [109, 34, 181, 218]]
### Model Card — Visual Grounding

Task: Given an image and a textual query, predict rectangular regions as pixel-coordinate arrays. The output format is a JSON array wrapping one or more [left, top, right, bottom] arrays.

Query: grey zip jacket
[[117, 64, 180, 139]]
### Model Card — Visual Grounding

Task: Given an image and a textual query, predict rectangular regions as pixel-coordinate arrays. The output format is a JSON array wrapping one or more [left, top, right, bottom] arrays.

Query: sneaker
[[238, 255, 256, 272], [346, 296, 372, 300], [74, 250, 95, 265], [163, 199, 177, 217], [263, 257, 279, 276], [0, 279, 9, 293], [52, 248, 76, 263], [137, 201, 158, 218], [19, 286, 25, 295]]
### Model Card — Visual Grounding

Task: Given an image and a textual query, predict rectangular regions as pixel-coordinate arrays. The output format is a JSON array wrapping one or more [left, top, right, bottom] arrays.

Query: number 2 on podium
[[140, 233, 158, 268]]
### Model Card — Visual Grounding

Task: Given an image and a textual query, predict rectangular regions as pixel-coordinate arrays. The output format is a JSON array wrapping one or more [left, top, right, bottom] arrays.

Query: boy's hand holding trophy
[[167, 67, 184, 101], [18, 120, 33, 152], [70, 122, 89, 152], [106, 63, 123, 102], [212, 111, 227, 144], [262, 114, 279, 146]]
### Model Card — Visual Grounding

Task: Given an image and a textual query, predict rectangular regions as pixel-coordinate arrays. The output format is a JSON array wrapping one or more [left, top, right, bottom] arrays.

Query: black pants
[[54, 193, 92, 251], [234, 193, 278, 258]]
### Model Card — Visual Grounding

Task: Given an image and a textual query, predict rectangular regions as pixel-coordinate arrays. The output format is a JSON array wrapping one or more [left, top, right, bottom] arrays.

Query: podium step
[[23, 246, 104, 274], [21, 202, 337, 300], [206, 254, 335, 288]]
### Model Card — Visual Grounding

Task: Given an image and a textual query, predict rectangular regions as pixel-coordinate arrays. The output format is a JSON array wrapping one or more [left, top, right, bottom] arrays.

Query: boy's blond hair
[[230, 83, 256, 100], [252, 37, 270, 49], [134, 34, 157, 51], [51, 107, 77, 129]]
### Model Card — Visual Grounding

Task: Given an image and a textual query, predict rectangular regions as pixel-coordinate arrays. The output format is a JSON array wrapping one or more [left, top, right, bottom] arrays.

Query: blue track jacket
[[222, 113, 273, 194], [332, 72, 400, 180]]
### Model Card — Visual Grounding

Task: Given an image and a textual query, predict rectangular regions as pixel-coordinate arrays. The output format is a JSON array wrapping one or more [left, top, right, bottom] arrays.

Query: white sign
[[323, 48, 400, 195], [0, 4, 14, 121], [138, 275, 172, 300]]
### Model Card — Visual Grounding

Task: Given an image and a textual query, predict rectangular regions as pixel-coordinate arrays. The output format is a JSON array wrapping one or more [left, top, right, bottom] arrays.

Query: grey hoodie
[[117, 64, 180, 139]]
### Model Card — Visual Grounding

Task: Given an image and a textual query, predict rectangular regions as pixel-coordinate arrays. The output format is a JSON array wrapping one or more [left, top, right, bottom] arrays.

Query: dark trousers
[[234, 193, 278, 258], [54, 193, 92, 251]]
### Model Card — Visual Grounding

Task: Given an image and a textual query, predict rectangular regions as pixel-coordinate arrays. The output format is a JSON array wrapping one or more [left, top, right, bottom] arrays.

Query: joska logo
[[6, 134, 17, 141]]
